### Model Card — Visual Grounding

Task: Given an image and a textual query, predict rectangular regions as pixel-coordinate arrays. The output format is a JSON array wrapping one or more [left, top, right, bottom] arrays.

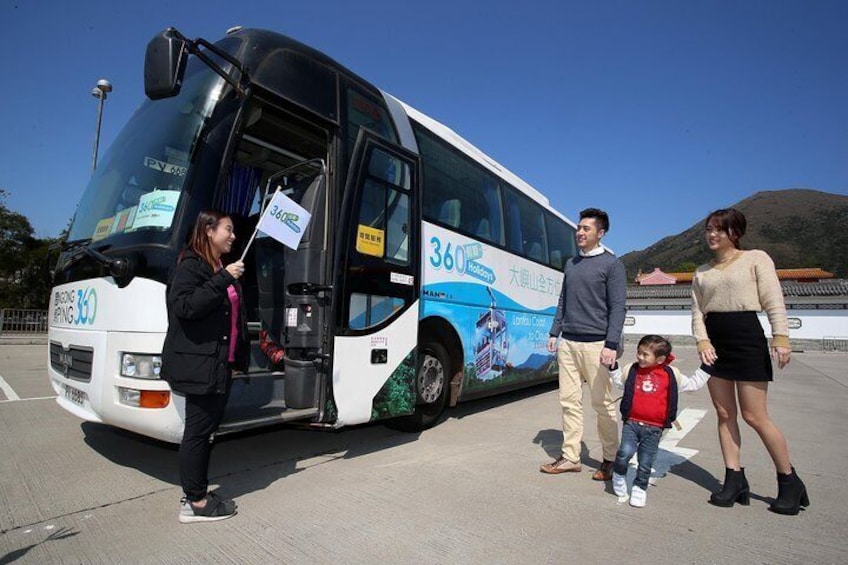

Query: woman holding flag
[[161, 209, 249, 523]]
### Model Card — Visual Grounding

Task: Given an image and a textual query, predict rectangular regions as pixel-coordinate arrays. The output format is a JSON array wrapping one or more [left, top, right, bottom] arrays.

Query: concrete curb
[[0, 336, 47, 346]]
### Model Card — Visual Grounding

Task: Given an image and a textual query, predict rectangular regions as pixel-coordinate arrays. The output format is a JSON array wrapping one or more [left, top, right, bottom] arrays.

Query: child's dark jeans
[[613, 420, 664, 490]]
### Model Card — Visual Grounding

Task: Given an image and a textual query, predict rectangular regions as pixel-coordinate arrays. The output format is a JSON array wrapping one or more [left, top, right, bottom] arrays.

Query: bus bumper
[[48, 327, 184, 444]]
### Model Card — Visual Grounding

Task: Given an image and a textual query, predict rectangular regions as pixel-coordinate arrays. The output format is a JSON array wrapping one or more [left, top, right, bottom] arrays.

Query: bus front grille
[[50, 342, 94, 382]]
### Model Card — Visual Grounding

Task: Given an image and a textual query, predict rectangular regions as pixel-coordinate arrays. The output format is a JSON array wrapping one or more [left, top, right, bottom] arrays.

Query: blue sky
[[1, 0, 846, 255]]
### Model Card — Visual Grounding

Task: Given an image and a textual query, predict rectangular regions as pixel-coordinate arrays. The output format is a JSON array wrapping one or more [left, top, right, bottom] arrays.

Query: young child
[[609, 335, 710, 508]]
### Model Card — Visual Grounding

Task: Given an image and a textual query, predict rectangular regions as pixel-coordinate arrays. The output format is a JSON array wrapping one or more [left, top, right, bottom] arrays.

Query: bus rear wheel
[[388, 341, 450, 432]]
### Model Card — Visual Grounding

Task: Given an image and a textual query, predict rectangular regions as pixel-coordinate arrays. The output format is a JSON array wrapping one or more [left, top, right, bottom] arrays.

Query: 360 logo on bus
[[428, 237, 496, 285], [53, 287, 98, 326]]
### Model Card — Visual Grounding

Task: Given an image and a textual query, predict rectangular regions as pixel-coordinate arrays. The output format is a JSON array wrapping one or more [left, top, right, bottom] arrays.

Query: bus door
[[332, 129, 421, 426]]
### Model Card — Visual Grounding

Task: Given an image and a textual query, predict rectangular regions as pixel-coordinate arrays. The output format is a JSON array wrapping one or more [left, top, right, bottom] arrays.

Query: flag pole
[[238, 227, 260, 263]]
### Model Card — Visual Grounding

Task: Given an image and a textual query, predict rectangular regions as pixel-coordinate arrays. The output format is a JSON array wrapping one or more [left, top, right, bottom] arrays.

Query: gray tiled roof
[[627, 279, 848, 300], [781, 279, 848, 297], [627, 285, 692, 299]]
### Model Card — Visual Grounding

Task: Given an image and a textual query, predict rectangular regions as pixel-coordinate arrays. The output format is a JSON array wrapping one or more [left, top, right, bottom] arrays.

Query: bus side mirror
[[144, 28, 188, 100]]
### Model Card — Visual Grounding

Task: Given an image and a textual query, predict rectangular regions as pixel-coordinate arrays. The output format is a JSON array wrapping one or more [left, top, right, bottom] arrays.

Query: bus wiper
[[82, 246, 130, 276], [59, 241, 135, 288], [58, 238, 92, 254], [53, 239, 93, 271]]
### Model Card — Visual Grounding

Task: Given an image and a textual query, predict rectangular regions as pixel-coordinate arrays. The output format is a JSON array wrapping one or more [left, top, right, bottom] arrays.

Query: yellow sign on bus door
[[356, 224, 385, 257]]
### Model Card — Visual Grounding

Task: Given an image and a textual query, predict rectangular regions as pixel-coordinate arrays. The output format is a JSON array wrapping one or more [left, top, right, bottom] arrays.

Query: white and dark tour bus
[[48, 27, 577, 443]]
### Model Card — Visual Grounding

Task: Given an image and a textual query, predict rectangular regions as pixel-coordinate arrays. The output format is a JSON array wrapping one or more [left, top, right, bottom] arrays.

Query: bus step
[[217, 407, 319, 436], [231, 370, 285, 380]]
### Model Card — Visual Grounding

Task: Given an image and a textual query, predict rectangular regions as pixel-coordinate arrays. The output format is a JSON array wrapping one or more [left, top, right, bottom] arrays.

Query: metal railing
[[0, 309, 48, 335], [822, 336, 848, 353]]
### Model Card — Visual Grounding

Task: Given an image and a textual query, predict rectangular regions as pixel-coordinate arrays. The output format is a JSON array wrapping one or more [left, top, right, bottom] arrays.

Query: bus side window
[[437, 199, 460, 228], [546, 213, 576, 270], [504, 194, 523, 255], [355, 149, 411, 265], [504, 185, 548, 263], [349, 294, 405, 329], [475, 218, 491, 240], [550, 250, 563, 270], [386, 190, 409, 263], [358, 179, 386, 230], [527, 242, 543, 261]]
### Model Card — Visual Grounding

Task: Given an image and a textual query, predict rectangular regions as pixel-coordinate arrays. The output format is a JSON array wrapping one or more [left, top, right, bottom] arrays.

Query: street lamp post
[[91, 79, 113, 174]]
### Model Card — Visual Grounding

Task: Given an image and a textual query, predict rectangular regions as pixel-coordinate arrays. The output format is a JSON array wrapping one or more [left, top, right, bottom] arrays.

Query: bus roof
[[222, 28, 573, 227], [388, 94, 573, 227]]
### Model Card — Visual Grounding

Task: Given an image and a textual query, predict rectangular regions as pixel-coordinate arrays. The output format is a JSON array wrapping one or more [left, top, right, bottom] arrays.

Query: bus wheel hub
[[418, 354, 444, 404]]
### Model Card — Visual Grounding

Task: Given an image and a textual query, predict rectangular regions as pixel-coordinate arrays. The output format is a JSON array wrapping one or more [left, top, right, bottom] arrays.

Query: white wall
[[624, 311, 692, 338], [623, 309, 848, 340]]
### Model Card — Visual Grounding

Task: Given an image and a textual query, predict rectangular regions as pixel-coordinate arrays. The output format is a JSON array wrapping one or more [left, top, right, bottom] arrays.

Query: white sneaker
[[630, 485, 647, 508], [612, 472, 628, 497]]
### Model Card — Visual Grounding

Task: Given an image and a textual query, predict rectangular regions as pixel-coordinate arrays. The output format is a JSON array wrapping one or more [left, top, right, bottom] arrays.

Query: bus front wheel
[[389, 341, 450, 432]]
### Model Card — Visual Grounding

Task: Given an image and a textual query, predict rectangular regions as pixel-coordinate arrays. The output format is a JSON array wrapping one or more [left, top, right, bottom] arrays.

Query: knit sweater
[[691, 249, 790, 351], [549, 250, 627, 350]]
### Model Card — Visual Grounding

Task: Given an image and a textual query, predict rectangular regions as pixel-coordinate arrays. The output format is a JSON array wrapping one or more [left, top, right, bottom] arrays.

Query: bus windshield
[[67, 60, 226, 244]]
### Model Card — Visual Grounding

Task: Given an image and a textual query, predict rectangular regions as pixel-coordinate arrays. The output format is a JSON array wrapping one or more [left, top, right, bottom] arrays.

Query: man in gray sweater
[[541, 208, 627, 481]]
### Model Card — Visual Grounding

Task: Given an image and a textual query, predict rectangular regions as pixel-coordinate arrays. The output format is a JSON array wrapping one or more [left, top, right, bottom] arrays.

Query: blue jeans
[[613, 420, 663, 490]]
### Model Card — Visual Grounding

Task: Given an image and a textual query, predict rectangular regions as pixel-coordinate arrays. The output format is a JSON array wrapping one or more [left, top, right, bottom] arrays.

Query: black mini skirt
[[704, 311, 773, 382]]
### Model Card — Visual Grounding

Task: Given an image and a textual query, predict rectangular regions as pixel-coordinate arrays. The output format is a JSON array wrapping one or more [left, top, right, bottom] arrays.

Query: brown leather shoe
[[592, 460, 614, 481], [540, 457, 582, 474]]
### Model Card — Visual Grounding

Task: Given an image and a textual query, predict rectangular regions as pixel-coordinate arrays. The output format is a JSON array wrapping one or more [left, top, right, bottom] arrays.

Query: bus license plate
[[65, 384, 86, 406]]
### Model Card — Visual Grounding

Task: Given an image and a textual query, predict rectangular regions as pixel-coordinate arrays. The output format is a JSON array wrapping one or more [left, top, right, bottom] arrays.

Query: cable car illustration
[[475, 286, 509, 380]]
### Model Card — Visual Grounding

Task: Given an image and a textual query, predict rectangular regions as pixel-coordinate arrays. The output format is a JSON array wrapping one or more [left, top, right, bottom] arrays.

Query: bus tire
[[388, 341, 450, 432]]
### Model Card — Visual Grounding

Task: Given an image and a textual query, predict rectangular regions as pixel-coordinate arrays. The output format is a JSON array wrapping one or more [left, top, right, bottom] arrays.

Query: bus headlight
[[121, 353, 162, 379]]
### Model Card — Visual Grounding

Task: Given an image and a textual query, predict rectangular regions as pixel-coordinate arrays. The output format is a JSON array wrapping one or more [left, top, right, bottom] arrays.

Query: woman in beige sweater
[[692, 208, 808, 516]]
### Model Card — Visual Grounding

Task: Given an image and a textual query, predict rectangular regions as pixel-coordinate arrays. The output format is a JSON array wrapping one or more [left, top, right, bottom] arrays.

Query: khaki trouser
[[557, 339, 619, 463]]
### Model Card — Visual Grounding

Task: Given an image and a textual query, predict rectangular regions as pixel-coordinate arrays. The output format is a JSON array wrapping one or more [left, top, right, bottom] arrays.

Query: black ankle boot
[[709, 467, 750, 507], [768, 467, 809, 515]]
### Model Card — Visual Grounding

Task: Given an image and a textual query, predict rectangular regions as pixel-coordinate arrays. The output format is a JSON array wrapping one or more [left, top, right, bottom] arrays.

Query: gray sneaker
[[179, 494, 237, 524]]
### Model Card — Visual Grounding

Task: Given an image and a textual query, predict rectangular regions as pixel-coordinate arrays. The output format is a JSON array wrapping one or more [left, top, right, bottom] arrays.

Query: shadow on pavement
[[451, 380, 558, 420], [532, 426, 721, 496], [81, 419, 421, 503], [79, 379, 559, 502], [0, 527, 78, 565]]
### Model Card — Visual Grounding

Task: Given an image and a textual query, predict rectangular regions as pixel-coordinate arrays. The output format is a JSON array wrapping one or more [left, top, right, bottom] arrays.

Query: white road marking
[[0, 374, 21, 401], [650, 407, 707, 481], [622, 408, 708, 486], [0, 396, 57, 403]]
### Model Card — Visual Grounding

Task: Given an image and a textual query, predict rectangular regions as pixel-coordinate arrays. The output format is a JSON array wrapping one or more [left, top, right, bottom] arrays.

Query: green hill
[[620, 189, 848, 280]]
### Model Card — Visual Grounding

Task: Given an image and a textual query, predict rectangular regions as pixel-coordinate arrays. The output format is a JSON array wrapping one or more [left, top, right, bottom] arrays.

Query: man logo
[[58, 350, 73, 377]]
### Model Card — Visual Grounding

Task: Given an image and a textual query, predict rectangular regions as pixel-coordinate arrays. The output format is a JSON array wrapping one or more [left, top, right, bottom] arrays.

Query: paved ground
[[1, 344, 847, 564]]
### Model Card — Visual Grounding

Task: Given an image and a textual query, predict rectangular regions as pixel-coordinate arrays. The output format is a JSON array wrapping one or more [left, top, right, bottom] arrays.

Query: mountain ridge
[[619, 189, 848, 280]]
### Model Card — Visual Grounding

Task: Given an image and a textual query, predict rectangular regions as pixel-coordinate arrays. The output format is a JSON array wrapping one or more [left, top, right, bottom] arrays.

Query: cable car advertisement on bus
[[422, 222, 561, 393], [474, 288, 509, 380]]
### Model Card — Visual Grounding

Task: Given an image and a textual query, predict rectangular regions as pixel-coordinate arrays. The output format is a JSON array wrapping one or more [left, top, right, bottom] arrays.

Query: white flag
[[255, 190, 312, 250]]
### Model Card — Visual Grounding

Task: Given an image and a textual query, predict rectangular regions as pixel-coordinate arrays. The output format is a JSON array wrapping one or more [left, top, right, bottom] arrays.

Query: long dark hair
[[179, 209, 230, 270], [705, 208, 746, 250]]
